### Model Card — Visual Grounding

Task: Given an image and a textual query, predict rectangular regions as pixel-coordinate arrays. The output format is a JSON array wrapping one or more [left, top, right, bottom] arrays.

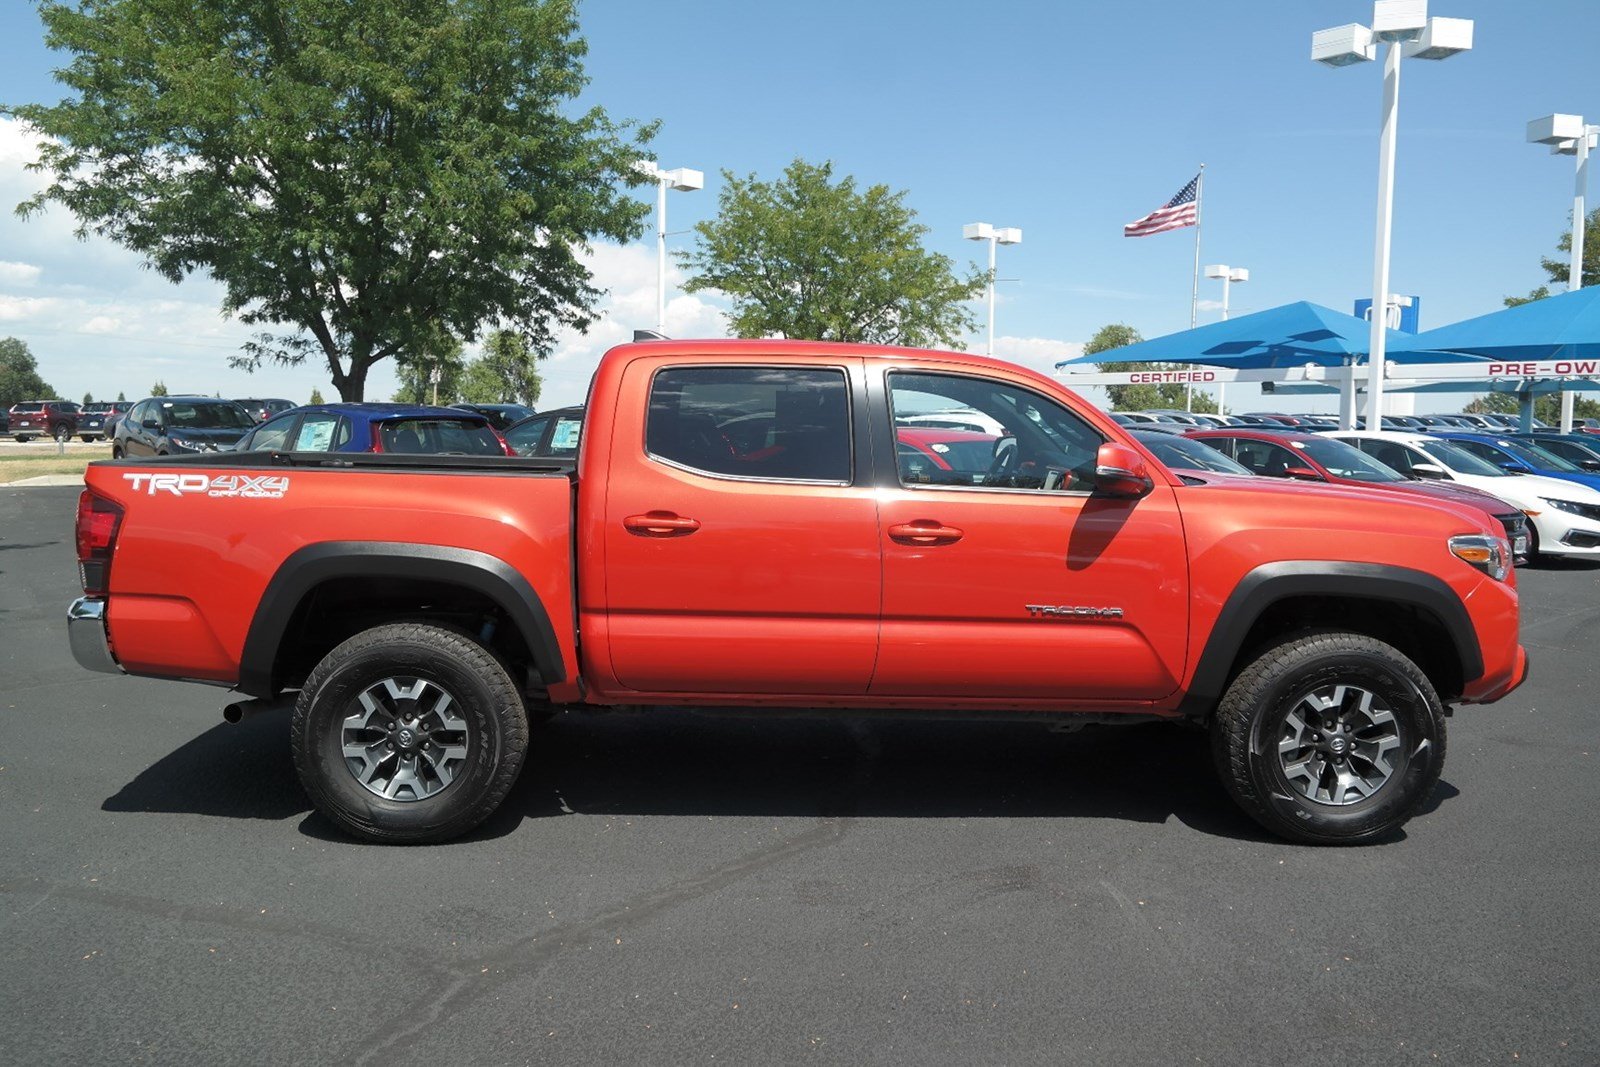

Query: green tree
[[1463, 391, 1600, 425], [681, 159, 983, 347], [1505, 208, 1600, 306], [149, 380, 168, 397], [308, 387, 324, 405], [115, 390, 126, 402], [393, 327, 465, 404], [0, 337, 55, 410], [82, 391, 93, 405], [468, 329, 544, 406], [1086, 323, 1220, 413], [12, 0, 655, 401]]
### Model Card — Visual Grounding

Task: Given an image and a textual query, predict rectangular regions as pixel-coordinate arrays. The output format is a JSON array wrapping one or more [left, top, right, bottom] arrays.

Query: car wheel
[[1211, 631, 1445, 845], [291, 622, 530, 844], [15, 435, 30, 443], [80, 435, 95, 443], [111, 445, 123, 458], [1524, 521, 1541, 563], [53, 424, 72, 443]]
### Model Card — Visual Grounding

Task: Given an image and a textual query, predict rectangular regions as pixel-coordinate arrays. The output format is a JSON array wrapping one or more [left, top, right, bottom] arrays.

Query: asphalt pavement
[[2, 485, 1596, 1064]]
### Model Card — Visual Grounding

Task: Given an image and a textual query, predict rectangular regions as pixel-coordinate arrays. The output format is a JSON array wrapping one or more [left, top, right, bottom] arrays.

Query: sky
[[0, 0, 1596, 413]]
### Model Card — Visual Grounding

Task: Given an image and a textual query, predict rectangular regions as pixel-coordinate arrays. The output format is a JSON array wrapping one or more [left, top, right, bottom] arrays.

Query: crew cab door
[[870, 369, 1188, 701], [599, 358, 881, 695]]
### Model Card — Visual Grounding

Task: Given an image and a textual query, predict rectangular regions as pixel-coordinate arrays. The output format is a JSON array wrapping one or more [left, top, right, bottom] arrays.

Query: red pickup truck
[[68, 340, 1527, 845]]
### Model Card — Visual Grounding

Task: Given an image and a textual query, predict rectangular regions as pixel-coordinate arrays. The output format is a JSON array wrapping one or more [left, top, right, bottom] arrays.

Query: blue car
[[1520, 431, 1600, 472], [1432, 431, 1600, 493], [233, 402, 510, 455]]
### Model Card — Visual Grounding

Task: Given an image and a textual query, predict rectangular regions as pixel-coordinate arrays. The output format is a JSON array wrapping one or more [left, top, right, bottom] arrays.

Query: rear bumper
[[68, 597, 122, 675]]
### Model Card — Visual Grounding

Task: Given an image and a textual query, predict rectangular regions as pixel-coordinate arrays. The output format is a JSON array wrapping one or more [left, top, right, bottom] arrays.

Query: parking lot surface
[[2, 484, 1596, 1064]]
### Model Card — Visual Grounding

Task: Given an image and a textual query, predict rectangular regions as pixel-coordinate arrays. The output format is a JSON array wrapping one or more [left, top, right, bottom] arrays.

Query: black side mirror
[[1580, 459, 1600, 472], [142, 418, 162, 431]]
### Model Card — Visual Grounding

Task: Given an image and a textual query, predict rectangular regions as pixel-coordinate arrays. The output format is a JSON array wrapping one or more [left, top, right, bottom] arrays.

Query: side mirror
[[1094, 442, 1154, 498], [141, 418, 162, 431], [1498, 462, 1526, 474], [1580, 459, 1600, 472], [1410, 462, 1448, 480], [1284, 466, 1323, 482]]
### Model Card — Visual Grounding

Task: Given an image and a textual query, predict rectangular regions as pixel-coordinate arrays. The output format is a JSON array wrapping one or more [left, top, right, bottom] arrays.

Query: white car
[[895, 408, 1010, 436], [1329, 430, 1600, 560]]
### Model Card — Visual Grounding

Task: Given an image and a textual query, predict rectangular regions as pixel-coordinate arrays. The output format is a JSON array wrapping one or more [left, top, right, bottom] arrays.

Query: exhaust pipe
[[223, 695, 295, 724]]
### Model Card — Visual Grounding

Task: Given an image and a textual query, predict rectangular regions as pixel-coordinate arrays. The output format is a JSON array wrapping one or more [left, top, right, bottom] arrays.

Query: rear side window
[[380, 418, 504, 455], [505, 415, 550, 456], [291, 412, 349, 451], [646, 366, 851, 483], [547, 414, 582, 456], [12, 402, 42, 413]]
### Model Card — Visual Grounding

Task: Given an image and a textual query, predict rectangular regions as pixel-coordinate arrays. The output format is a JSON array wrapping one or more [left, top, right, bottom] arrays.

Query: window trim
[[883, 368, 1105, 497], [643, 363, 857, 487]]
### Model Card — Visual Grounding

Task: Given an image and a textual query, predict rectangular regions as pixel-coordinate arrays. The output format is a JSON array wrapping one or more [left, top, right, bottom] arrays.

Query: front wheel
[[291, 623, 530, 843], [111, 445, 123, 458], [53, 425, 71, 443], [1211, 631, 1445, 845], [15, 435, 30, 443]]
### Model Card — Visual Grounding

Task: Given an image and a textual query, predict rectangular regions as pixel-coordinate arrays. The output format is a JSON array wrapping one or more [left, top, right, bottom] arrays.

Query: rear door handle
[[623, 511, 702, 537], [888, 520, 964, 546]]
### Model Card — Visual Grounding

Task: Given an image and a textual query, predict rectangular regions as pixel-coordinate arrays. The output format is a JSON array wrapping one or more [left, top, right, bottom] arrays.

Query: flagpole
[[1187, 163, 1205, 411]]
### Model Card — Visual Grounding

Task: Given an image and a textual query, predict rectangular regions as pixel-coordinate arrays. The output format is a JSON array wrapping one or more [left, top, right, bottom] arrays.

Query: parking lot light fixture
[[964, 222, 1022, 356], [1312, 1, 1473, 430], [634, 159, 705, 333], [1527, 113, 1599, 433], [1204, 264, 1249, 413]]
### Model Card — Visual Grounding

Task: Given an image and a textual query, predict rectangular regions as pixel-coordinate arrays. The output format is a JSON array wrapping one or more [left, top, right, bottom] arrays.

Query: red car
[[9, 399, 80, 442], [1188, 429, 1529, 561], [69, 339, 1525, 846]]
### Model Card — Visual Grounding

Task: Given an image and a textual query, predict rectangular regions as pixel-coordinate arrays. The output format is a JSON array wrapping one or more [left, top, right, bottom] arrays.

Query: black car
[[79, 401, 134, 441], [450, 402, 536, 431], [111, 396, 255, 457], [504, 405, 583, 458]]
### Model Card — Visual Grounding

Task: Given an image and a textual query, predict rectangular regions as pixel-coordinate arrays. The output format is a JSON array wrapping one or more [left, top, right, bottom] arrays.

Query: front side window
[[889, 372, 1102, 491], [646, 366, 851, 483], [505, 415, 551, 456], [243, 413, 297, 452], [546, 414, 582, 456], [1232, 440, 1302, 477], [291, 412, 347, 451]]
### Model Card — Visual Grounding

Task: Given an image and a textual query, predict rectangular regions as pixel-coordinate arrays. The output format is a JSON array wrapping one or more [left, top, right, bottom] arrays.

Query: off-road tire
[[1211, 631, 1446, 845], [291, 622, 530, 844]]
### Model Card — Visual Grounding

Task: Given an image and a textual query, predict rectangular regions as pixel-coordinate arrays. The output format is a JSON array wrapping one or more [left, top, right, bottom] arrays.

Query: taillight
[[75, 489, 124, 596], [369, 423, 384, 452], [495, 429, 515, 457]]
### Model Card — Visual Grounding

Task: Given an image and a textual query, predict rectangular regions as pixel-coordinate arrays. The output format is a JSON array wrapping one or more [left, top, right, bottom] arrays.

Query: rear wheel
[[53, 424, 71, 443], [291, 622, 529, 844], [80, 435, 95, 443], [15, 435, 30, 443], [111, 445, 123, 458], [1211, 631, 1445, 845]]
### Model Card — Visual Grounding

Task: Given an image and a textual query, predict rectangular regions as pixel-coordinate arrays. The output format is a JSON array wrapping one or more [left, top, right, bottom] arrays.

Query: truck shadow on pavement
[[103, 708, 1460, 844]]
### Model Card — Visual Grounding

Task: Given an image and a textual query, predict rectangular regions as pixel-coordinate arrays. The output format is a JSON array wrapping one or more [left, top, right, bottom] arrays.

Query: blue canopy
[[1056, 301, 1435, 370], [1388, 285, 1600, 361]]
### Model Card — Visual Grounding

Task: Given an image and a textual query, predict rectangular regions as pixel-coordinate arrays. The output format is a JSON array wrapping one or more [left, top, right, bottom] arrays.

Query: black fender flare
[[238, 542, 566, 698], [1179, 561, 1482, 716]]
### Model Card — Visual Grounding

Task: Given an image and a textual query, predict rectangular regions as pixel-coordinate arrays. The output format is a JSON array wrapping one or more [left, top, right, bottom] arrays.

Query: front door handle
[[888, 520, 964, 546], [623, 511, 702, 537]]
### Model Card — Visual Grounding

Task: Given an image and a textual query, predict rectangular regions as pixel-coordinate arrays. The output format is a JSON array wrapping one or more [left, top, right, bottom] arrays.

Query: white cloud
[[0, 261, 42, 286], [994, 335, 1087, 377]]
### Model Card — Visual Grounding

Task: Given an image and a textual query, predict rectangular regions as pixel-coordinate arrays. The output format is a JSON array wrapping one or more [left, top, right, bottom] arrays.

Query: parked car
[[78, 401, 133, 441], [234, 402, 513, 456], [1128, 429, 1253, 475], [1432, 431, 1600, 493], [70, 337, 1526, 846], [895, 426, 1002, 485], [895, 407, 1010, 436], [502, 405, 584, 461], [1189, 429, 1529, 562], [450, 402, 537, 431], [233, 398, 296, 423], [9, 400, 80, 442], [1519, 431, 1600, 470], [1329, 430, 1600, 560], [111, 397, 255, 457]]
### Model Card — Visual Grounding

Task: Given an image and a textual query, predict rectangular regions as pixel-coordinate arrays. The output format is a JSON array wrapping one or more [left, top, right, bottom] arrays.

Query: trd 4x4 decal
[[123, 473, 290, 499]]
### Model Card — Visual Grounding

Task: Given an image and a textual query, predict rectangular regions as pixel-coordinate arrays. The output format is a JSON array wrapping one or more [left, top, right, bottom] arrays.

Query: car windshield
[[1138, 434, 1251, 474], [379, 418, 504, 455], [1498, 438, 1581, 473], [1418, 440, 1507, 477], [1292, 437, 1404, 482], [162, 401, 254, 430]]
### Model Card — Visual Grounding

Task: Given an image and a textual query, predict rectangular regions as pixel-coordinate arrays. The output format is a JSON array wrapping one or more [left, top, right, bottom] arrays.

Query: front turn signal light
[[1449, 534, 1508, 581]]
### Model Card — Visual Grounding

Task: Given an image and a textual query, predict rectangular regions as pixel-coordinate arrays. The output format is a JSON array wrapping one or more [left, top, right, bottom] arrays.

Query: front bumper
[[68, 597, 122, 675]]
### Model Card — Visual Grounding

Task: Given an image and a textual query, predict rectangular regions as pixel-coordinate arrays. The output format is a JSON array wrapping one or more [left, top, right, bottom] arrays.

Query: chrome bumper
[[68, 597, 122, 675]]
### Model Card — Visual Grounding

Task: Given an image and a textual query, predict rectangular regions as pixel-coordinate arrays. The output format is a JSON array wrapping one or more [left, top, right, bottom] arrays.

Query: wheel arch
[[1180, 561, 1483, 717], [239, 542, 566, 699]]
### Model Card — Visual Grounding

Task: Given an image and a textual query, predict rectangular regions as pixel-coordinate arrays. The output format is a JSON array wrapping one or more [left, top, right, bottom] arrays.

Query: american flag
[[1124, 174, 1200, 237]]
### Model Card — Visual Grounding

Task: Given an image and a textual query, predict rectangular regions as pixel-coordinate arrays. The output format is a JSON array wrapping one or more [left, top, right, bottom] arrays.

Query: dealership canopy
[[1389, 284, 1600, 362]]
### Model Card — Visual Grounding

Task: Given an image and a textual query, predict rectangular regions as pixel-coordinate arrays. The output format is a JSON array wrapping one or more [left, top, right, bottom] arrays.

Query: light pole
[[1528, 113, 1598, 433], [963, 222, 1022, 356], [1204, 264, 1248, 413], [633, 160, 705, 333], [1313, 1, 1473, 430]]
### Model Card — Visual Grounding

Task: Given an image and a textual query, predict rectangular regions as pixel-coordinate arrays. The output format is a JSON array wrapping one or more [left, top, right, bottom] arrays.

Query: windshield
[[1499, 438, 1581, 473], [1139, 434, 1251, 474], [1293, 437, 1404, 482], [1418, 440, 1507, 477], [162, 401, 254, 430]]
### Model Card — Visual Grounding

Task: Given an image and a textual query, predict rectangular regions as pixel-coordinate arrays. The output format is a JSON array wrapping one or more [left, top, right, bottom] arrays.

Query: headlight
[[1542, 497, 1600, 522], [1448, 534, 1508, 581]]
